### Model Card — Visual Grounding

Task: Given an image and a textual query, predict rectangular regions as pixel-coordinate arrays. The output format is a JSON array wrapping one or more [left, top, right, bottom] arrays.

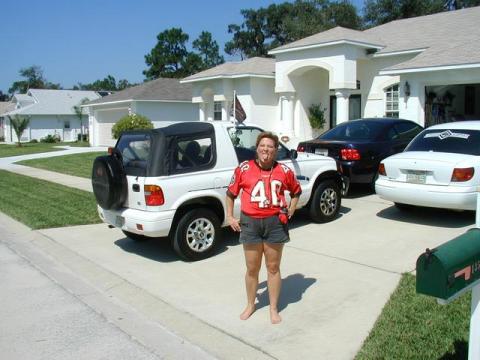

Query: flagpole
[[233, 90, 236, 123]]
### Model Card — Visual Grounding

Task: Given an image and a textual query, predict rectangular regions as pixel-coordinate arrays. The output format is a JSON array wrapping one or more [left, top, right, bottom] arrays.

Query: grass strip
[[356, 273, 470, 360], [0, 170, 101, 229], [17, 152, 106, 178], [0, 143, 65, 157]]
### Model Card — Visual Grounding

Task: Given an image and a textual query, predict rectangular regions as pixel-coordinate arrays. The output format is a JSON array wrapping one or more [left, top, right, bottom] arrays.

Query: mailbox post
[[470, 188, 480, 360], [416, 189, 480, 360]]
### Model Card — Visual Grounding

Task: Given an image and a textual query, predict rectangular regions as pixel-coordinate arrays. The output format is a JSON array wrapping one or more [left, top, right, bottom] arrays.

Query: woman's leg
[[264, 242, 284, 324], [240, 243, 263, 320]]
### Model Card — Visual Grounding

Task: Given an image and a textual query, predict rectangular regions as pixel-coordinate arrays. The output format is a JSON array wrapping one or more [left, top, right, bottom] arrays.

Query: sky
[[0, 0, 364, 94]]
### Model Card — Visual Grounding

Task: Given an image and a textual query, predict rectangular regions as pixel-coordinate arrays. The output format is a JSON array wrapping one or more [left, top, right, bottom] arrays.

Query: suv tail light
[[144, 185, 165, 206], [378, 163, 386, 176], [451, 167, 474, 182], [340, 148, 361, 161], [297, 145, 305, 152]]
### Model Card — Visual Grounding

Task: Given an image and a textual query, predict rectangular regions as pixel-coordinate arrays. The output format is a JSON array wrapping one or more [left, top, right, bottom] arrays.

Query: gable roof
[[181, 57, 275, 83], [6, 89, 100, 116], [269, 27, 384, 54], [269, 6, 480, 73], [87, 78, 193, 106]]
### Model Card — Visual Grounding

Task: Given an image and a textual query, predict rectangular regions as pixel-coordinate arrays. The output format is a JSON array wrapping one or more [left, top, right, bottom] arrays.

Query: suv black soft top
[[116, 122, 216, 177]]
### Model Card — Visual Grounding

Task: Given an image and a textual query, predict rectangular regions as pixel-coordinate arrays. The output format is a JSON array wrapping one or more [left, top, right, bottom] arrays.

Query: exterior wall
[[289, 68, 330, 139], [357, 54, 416, 119], [135, 101, 198, 126], [400, 68, 480, 125], [4, 114, 83, 143], [274, 44, 367, 92], [248, 78, 277, 131]]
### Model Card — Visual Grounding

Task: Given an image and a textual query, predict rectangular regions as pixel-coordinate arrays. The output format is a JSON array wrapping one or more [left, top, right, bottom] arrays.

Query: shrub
[[111, 113, 153, 139], [0, 136, 4, 142], [308, 103, 327, 129], [41, 134, 61, 143], [29, 139, 38, 143]]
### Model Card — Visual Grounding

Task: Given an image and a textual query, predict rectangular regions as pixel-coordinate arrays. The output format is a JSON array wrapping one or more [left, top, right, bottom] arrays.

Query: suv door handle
[[132, 184, 140, 192]]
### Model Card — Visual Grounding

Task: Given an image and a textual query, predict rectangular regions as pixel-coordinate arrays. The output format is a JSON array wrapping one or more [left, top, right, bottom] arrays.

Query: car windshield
[[405, 129, 480, 155], [319, 121, 385, 140]]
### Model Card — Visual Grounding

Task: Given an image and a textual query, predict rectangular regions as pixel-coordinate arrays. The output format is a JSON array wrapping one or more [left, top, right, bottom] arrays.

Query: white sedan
[[375, 121, 480, 211]]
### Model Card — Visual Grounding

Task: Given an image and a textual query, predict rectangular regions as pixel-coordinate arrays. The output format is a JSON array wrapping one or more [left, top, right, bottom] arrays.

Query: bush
[[308, 103, 327, 129], [0, 136, 4, 142], [29, 139, 38, 143], [41, 134, 61, 143], [111, 114, 153, 139]]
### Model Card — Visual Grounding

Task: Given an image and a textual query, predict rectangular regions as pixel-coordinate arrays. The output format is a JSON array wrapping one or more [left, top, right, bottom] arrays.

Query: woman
[[226, 132, 301, 324]]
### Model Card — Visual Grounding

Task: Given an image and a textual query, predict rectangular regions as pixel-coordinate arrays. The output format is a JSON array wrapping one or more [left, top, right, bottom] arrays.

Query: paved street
[[0, 171, 475, 359]]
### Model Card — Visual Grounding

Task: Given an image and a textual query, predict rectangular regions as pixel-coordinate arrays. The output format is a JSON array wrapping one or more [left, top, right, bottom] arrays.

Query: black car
[[297, 118, 423, 187]]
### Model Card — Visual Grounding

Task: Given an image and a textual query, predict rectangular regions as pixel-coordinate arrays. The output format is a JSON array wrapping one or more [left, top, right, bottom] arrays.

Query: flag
[[230, 95, 246, 123]]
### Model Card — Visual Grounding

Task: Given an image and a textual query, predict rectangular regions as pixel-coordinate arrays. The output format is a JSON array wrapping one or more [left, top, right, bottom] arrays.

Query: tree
[[224, 1, 361, 59], [8, 115, 30, 147], [72, 97, 90, 142], [8, 66, 61, 95], [192, 31, 225, 69], [0, 91, 9, 102], [111, 114, 153, 139], [143, 28, 190, 80], [73, 75, 132, 91]]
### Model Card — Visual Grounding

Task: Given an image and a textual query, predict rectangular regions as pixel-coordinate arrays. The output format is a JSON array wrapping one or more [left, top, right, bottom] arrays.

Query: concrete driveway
[[30, 190, 474, 359]]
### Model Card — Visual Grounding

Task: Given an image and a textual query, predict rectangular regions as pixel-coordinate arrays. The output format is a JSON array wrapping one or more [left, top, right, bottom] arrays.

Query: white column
[[335, 89, 350, 124], [199, 103, 206, 122], [281, 93, 295, 136], [221, 101, 229, 121]]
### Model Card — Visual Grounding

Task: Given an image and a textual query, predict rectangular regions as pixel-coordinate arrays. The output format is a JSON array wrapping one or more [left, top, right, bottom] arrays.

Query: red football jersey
[[228, 160, 302, 218]]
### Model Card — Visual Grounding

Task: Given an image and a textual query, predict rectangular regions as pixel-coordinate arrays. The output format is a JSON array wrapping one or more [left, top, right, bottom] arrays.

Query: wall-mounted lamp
[[404, 81, 411, 97]]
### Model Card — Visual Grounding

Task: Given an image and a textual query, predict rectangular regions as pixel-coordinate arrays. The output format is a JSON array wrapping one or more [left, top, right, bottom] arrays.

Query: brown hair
[[256, 131, 279, 148]]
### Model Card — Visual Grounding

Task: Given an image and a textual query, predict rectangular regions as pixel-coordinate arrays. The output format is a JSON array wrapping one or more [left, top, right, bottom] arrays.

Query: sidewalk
[[0, 146, 104, 192]]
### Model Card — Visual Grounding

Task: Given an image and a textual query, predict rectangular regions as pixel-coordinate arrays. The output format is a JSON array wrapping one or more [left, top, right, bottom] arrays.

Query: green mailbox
[[416, 228, 480, 302]]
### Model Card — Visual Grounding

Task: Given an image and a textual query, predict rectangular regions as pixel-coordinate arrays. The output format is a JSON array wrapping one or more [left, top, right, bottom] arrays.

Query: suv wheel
[[172, 208, 221, 261], [309, 180, 341, 223], [122, 230, 148, 242]]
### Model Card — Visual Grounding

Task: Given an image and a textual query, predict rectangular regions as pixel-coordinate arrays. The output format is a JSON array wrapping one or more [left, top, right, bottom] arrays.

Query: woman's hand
[[227, 215, 241, 232]]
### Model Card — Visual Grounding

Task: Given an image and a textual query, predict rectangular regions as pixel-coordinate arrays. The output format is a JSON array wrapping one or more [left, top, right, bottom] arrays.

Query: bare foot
[[240, 305, 256, 320], [270, 308, 282, 324]]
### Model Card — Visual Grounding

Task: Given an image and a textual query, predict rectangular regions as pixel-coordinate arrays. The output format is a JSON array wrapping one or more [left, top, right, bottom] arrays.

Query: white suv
[[92, 121, 345, 260]]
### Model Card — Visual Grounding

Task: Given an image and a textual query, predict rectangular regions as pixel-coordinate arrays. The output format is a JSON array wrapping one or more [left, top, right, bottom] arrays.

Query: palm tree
[[8, 115, 31, 147], [72, 97, 90, 142]]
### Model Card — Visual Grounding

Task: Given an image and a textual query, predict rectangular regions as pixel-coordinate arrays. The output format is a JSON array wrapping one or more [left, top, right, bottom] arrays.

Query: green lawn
[[0, 141, 90, 158], [17, 151, 106, 178], [0, 170, 101, 229], [356, 273, 470, 360]]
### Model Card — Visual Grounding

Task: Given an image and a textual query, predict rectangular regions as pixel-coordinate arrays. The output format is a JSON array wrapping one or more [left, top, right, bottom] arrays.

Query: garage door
[[95, 109, 128, 146]]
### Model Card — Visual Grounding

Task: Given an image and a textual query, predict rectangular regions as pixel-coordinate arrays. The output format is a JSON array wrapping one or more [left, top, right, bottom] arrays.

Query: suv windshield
[[405, 129, 480, 155], [116, 133, 151, 175], [227, 127, 290, 162]]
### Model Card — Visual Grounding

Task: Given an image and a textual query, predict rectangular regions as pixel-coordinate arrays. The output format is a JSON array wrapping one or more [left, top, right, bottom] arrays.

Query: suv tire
[[309, 180, 341, 223], [92, 155, 127, 210], [172, 208, 221, 261]]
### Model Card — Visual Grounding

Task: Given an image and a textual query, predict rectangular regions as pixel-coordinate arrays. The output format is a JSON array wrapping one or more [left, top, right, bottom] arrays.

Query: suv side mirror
[[289, 149, 298, 159]]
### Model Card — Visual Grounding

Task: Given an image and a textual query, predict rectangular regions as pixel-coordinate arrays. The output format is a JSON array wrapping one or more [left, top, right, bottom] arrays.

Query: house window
[[64, 120, 70, 129], [213, 102, 222, 121], [385, 84, 399, 118]]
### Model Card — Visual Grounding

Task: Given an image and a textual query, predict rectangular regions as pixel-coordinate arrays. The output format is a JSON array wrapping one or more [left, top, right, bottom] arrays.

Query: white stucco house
[[85, 78, 197, 146], [2, 89, 100, 143], [182, 6, 480, 146]]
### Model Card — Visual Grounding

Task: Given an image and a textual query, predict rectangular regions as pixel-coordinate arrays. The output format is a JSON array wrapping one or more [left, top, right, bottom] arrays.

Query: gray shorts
[[239, 213, 289, 244]]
